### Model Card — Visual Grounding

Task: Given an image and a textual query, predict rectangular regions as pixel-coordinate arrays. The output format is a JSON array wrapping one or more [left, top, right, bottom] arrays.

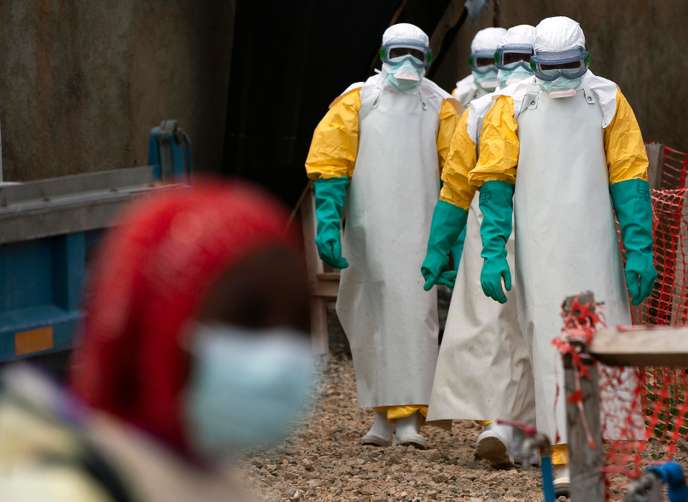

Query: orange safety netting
[[634, 145, 688, 469], [561, 145, 688, 500]]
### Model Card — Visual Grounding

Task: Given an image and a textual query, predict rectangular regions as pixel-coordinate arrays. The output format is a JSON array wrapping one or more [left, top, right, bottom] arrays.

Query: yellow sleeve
[[468, 95, 519, 187], [437, 98, 462, 174], [604, 89, 648, 184], [439, 109, 477, 210], [305, 88, 361, 180]]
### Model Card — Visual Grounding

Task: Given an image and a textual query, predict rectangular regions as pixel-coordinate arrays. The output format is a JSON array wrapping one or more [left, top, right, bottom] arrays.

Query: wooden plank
[[313, 281, 339, 300], [589, 326, 688, 367], [317, 272, 340, 281]]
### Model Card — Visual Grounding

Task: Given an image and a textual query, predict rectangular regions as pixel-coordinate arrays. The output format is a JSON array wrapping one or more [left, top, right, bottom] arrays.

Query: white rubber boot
[[360, 411, 394, 447], [476, 422, 513, 467], [553, 465, 570, 497], [395, 412, 427, 449]]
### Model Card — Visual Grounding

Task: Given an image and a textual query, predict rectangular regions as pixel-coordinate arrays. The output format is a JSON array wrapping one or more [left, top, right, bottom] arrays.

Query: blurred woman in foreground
[[0, 180, 314, 501]]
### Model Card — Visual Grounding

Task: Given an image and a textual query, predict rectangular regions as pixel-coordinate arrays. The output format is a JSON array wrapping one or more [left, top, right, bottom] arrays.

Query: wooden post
[[300, 184, 330, 357], [562, 293, 606, 502], [645, 142, 664, 190]]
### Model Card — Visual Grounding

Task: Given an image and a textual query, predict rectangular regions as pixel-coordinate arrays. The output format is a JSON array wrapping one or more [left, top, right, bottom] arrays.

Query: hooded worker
[[305, 23, 461, 449], [453, 27, 507, 108], [423, 25, 537, 468], [464, 16, 656, 495]]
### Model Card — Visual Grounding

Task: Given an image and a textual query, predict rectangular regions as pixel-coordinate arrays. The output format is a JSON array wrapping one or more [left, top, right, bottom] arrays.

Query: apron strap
[[362, 85, 429, 117], [523, 91, 540, 111], [582, 87, 596, 105]]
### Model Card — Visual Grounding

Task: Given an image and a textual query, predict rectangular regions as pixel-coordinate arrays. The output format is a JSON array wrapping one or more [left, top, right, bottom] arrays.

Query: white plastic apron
[[428, 190, 535, 422], [429, 91, 536, 422], [336, 75, 443, 408], [514, 88, 630, 442]]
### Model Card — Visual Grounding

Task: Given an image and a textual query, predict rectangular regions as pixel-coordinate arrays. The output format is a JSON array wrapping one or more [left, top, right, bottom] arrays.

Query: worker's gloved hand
[[478, 181, 515, 304], [421, 200, 468, 290], [625, 253, 656, 306], [610, 179, 657, 305], [313, 177, 350, 269], [481, 256, 512, 304]]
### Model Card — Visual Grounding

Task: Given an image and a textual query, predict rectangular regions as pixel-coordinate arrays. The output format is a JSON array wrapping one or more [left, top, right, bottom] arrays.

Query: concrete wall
[[433, 1, 688, 151], [0, 1, 234, 181], [2, 1, 686, 182]]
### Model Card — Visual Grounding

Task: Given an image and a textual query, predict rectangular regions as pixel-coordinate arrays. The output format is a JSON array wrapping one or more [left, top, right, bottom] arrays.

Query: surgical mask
[[497, 65, 532, 89], [537, 75, 582, 94], [383, 57, 424, 92], [472, 68, 498, 91], [183, 323, 316, 459]]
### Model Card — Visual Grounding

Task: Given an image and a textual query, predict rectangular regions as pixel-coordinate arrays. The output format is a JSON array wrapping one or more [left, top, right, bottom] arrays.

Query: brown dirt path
[[243, 354, 546, 501]]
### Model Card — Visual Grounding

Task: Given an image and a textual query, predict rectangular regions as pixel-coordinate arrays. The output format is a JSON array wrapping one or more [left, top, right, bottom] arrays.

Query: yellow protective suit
[[468, 88, 648, 187], [439, 108, 478, 210], [306, 88, 460, 182], [305, 86, 460, 421]]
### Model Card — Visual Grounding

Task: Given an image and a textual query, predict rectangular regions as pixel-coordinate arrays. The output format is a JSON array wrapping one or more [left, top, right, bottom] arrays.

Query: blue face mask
[[497, 65, 532, 89], [538, 75, 582, 93], [384, 57, 424, 92], [183, 324, 316, 459]]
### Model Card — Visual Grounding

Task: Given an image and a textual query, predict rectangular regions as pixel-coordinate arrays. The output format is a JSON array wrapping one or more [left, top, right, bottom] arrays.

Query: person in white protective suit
[[453, 27, 507, 108], [422, 25, 538, 468], [304, 23, 461, 449], [462, 17, 655, 496]]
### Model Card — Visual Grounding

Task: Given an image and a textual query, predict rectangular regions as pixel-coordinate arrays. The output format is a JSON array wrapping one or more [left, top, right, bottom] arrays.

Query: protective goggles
[[530, 47, 590, 81], [495, 44, 534, 71], [380, 39, 432, 68], [468, 49, 497, 74]]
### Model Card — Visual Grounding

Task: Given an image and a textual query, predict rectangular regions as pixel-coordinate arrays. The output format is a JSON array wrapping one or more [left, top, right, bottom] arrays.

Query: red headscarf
[[70, 179, 297, 453]]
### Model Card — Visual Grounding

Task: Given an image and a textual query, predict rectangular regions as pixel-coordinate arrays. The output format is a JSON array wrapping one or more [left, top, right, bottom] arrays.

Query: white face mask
[[537, 75, 583, 94], [183, 324, 316, 459], [383, 57, 424, 92], [473, 68, 499, 92], [497, 65, 532, 89]]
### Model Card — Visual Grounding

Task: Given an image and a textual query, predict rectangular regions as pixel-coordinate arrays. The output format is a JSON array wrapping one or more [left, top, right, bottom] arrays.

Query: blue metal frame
[[0, 122, 191, 362], [0, 232, 97, 362], [148, 121, 192, 182]]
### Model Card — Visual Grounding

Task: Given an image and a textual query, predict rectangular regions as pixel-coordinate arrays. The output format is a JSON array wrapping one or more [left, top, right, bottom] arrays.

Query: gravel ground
[[240, 309, 687, 501], [242, 352, 544, 501]]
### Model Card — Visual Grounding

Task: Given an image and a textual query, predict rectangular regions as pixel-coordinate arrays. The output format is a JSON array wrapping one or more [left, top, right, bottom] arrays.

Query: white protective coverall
[[428, 25, 537, 424], [468, 18, 646, 444], [337, 79, 456, 409], [306, 25, 461, 411], [454, 27, 507, 108]]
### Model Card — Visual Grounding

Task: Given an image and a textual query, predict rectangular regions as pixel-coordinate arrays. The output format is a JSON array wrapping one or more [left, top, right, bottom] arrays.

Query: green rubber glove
[[479, 181, 515, 304], [421, 200, 469, 290], [610, 179, 657, 305], [313, 177, 350, 269]]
